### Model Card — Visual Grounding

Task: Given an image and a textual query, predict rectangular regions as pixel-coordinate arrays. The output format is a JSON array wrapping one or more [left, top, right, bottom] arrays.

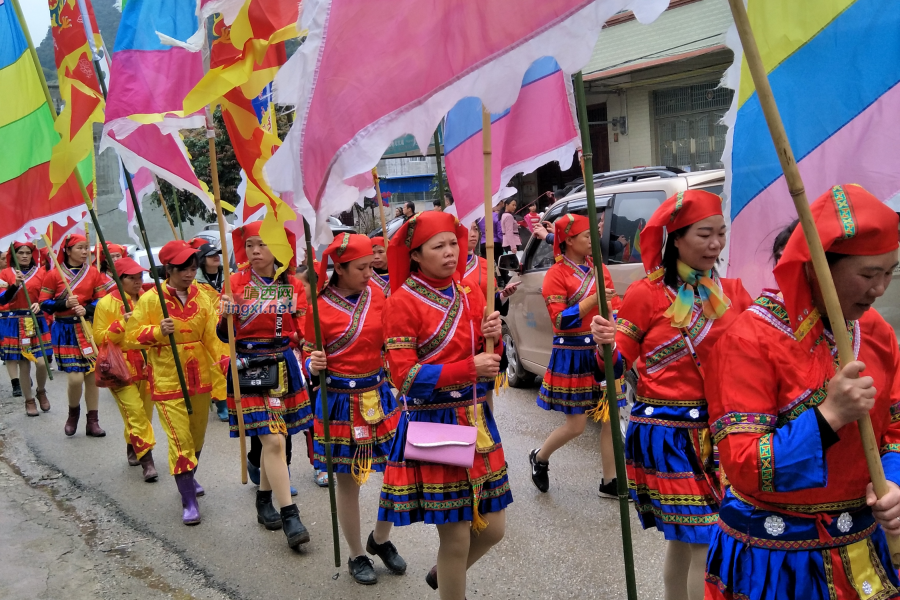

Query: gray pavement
[[0, 372, 665, 600]]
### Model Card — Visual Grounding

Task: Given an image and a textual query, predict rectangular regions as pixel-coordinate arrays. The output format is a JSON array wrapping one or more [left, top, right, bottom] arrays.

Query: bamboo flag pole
[[573, 71, 638, 600], [726, 0, 900, 566], [8, 248, 53, 380], [302, 217, 341, 569], [481, 106, 497, 412], [372, 168, 390, 241], [434, 128, 448, 210], [205, 109, 248, 484], [57, 0, 194, 416], [153, 177, 181, 240], [41, 233, 98, 357]]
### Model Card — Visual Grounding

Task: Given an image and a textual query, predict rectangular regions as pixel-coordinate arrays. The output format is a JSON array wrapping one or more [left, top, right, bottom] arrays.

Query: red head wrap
[[104, 242, 127, 257], [774, 184, 899, 333], [232, 221, 298, 271], [387, 211, 467, 293], [640, 190, 723, 282], [553, 213, 590, 258], [10, 242, 37, 269], [370, 236, 386, 249], [57, 234, 88, 266], [317, 233, 374, 291]]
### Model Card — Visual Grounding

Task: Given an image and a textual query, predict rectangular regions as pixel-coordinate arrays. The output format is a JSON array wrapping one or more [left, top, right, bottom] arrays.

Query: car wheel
[[618, 370, 637, 439], [502, 325, 535, 388]]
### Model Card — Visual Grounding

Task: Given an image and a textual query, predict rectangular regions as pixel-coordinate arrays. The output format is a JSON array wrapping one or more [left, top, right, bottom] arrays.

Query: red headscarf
[[371, 236, 386, 249], [387, 211, 467, 293], [317, 233, 374, 291], [10, 242, 37, 269], [232, 221, 297, 270], [553, 213, 590, 258], [774, 184, 899, 332], [104, 242, 127, 257], [640, 190, 723, 282], [57, 234, 87, 266]]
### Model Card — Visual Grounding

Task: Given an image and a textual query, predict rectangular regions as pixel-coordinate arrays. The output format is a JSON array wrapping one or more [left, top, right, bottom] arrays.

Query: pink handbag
[[402, 310, 479, 469]]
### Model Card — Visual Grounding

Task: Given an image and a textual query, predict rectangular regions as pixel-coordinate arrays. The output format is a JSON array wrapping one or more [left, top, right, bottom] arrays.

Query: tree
[[154, 108, 241, 229]]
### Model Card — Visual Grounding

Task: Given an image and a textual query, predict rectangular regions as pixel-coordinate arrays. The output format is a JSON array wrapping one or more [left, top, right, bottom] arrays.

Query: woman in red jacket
[[39, 234, 109, 437], [704, 186, 900, 600], [0, 242, 52, 415], [305, 233, 404, 585], [379, 211, 508, 600], [591, 190, 753, 600]]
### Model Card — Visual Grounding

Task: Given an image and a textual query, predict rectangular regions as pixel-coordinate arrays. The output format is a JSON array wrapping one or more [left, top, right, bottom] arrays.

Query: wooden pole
[[372, 168, 390, 239], [206, 110, 248, 485], [153, 177, 181, 240], [726, 0, 900, 566], [574, 71, 638, 599], [434, 128, 447, 209], [8, 248, 53, 380], [41, 234, 98, 357], [481, 107, 497, 413], [302, 217, 341, 568]]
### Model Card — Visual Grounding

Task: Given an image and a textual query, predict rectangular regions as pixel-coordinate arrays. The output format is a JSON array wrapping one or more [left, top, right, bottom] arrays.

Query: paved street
[[0, 372, 665, 600]]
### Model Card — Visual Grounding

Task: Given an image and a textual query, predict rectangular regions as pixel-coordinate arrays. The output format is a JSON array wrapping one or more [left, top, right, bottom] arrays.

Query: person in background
[[370, 237, 390, 295], [98, 243, 127, 276], [40, 234, 108, 438], [432, 199, 444, 212], [500, 198, 522, 256], [93, 258, 158, 482], [0, 251, 7, 270], [771, 219, 799, 265], [194, 243, 229, 422], [522, 203, 542, 233], [294, 264, 326, 488], [394, 207, 403, 219], [477, 203, 505, 263], [0, 242, 52, 415], [403, 202, 416, 220]]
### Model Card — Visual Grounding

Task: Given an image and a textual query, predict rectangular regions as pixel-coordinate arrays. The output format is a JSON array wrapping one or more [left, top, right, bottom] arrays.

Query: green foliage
[[154, 108, 241, 228]]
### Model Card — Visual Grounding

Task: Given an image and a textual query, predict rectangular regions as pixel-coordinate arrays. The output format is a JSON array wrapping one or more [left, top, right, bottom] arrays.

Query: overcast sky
[[19, 0, 51, 46]]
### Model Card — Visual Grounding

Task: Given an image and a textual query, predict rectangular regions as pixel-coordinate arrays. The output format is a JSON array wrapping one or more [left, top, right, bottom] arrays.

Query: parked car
[[558, 166, 685, 197], [367, 215, 406, 240], [132, 247, 163, 284], [498, 170, 726, 436]]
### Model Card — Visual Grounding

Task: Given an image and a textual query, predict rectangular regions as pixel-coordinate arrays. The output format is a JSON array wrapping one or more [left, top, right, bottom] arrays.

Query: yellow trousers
[[111, 381, 155, 460], [155, 392, 211, 475]]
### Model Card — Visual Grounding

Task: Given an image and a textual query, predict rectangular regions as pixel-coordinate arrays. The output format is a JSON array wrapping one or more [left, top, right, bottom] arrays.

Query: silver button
[[764, 515, 785, 537], [863, 581, 873, 595], [584, 337, 591, 343], [644, 407, 654, 416], [558, 338, 564, 344], [325, 377, 332, 384], [349, 381, 356, 388], [689, 408, 700, 419], [837, 512, 852, 533]]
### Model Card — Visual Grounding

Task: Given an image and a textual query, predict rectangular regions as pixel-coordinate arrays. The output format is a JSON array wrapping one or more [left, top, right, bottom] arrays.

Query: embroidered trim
[[831, 185, 857, 240], [545, 294, 567, 306], [385, 336, 416, 350], [335, 232, 351, 257], [710, 412, 777, 443], [778, 386, 827, 426], [465, 254, 478, 279], [882, 443, 900, 453], [731, 487, 866, 514], [616, 318, 644, 342], [323, 285, 370, 357], [718, 519, 876, 550], [758, 433, 774, 493], [794, 307, 821, 342], [399, 363, 421, 398]]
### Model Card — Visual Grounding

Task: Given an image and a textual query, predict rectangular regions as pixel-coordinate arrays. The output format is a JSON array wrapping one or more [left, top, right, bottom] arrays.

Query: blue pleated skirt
[[51, 316, 93, 373], [0, 310, 52, 361]]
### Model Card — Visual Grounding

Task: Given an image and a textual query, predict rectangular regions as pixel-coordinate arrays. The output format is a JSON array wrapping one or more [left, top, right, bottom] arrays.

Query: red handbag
[[95, 341, 132, 389]]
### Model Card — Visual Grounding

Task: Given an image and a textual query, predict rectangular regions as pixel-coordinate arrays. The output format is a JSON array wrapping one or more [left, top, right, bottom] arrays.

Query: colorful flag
[[0, 0, 88, 248], [100, 0, 213, 208], [207, 14, 296, 275], [117, 165, 155, 246], [47, 0, 104, 199], [444, 57, 580, 227], [267, 0, 669, 242], [723, 0, 900, 295], [183, 0, 301, 115]]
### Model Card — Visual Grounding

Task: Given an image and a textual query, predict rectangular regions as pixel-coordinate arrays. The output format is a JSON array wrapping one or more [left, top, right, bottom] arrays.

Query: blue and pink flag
[[723, 0, 900, 295], [268, 0, 669, 242], [444, 57, 579, 227], [100, 0, 212, 208]]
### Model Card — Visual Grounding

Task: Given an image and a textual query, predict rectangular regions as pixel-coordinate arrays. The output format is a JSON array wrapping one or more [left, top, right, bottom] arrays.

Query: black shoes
[[11, 378, 21, 397], [597, 478, 618, 499], [425, 565, 438, 590], [348, 555, 377, 585], [256, 490, 283, 530], [529, 448, 550, 493], [366, 531, 407, 574], [280, 504, 310, 548]]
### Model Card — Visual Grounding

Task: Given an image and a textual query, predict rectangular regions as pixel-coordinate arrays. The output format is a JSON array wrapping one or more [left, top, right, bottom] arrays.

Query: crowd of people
[[3, 184, 900, 600]]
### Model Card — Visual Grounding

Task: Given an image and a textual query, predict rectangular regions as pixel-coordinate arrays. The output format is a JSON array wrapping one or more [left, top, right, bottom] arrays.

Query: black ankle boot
[[11, 378, 21, 397], [255, 490, 283, 530], [279, 504, 310, 549]]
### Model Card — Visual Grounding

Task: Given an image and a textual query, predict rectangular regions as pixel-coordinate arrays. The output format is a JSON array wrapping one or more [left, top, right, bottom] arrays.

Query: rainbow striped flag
[[0, 0, 88, 248], [724, 0, 900, 295]]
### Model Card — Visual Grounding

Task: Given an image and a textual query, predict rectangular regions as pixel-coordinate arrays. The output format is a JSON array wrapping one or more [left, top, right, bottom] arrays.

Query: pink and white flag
[[117, 165, 156, 247], [444, 57, 580, 227], [267, 0, 668, 242]]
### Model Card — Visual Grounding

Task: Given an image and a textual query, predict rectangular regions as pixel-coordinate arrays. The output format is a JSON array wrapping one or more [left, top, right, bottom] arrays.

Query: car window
[[523, 203, 566, 271], [608, 191, 666, 264], [694, 184, 724, 196]]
